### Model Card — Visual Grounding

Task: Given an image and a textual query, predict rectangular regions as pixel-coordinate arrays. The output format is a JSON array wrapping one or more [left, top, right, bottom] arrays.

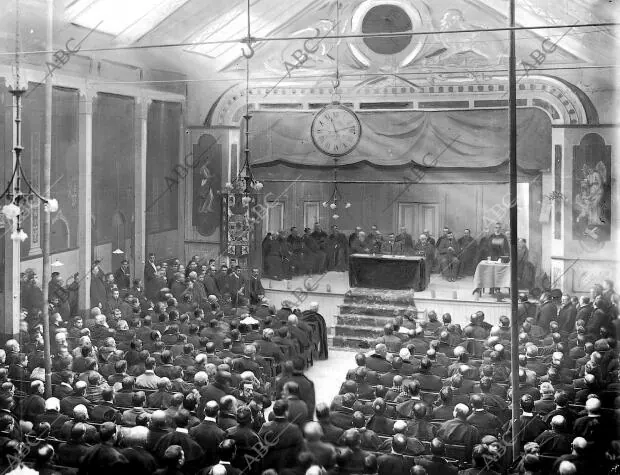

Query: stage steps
[[333, 288, 422, 350]]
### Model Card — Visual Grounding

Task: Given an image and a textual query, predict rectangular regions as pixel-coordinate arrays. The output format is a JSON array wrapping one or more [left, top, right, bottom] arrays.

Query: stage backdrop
[[249, 109, 550, 171]]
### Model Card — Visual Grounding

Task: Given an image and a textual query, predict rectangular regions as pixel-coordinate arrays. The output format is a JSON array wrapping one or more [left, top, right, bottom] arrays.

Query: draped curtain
[[250, 108, 551, 170]]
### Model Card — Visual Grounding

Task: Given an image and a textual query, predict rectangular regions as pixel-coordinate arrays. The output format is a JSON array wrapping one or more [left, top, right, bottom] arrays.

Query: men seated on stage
[[395, 226, 414, 255], [414, 234, 436, 271], [350, 231, 372, 255], [423, 228, 436, 246], [437, 231, 461, 282], [457, 229, 478, 276], [380, 233, 403, 255], [436, 226, 451, 249]]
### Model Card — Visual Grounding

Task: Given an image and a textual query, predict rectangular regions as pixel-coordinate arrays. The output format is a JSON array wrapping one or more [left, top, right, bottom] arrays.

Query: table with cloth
[[473, 261, 511, 291], [349, 254, 429, 291]]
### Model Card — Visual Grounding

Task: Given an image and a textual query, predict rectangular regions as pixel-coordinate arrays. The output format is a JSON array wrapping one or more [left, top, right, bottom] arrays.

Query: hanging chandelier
[[322, 160, 351, 220], [224, 2, 262, 206], [1, 0, 58, 242]]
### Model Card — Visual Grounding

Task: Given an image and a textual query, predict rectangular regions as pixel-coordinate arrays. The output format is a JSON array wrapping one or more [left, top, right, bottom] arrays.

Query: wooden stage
[[261, 271, 512, 348]]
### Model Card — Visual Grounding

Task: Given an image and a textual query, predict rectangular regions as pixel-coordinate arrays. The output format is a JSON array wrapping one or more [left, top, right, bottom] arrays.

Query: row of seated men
[[16, 295, 320, 384], [322, 307, 619, 474]]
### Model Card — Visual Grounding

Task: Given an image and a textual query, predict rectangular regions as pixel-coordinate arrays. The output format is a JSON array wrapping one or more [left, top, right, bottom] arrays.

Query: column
[[77, 90, 93, 310], [1, 84, 24, 341], [177, 103, 185, 260], [133, 97, 150, 281]]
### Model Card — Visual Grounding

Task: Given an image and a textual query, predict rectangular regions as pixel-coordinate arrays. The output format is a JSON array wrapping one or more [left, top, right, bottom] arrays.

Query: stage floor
[[261, 271, 511, 304]]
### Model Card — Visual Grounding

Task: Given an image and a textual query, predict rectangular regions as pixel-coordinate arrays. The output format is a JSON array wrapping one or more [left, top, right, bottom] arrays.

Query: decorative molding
[[206, 74, 595, 127], [0, 65, 186, 104]]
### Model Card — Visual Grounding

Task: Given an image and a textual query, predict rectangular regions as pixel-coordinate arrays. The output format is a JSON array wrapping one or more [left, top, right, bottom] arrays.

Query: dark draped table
[[348, 254, 429, 291]]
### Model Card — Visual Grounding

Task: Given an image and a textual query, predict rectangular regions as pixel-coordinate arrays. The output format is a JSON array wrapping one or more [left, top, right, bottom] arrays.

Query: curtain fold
[[250, 108, 550, 170]]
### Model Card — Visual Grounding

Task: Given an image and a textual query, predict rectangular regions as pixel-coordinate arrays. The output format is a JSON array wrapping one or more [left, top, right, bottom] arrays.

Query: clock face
[[311, 104, 362, 157]]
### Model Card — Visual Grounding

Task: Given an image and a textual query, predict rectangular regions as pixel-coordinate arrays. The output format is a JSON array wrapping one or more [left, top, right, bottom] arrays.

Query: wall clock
[[311, 103, 362, 157]]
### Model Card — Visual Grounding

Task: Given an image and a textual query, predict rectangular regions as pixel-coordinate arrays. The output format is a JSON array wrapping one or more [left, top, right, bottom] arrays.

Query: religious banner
[[192, 134, 222, 237], [223, 193, 251, 257], [572, 133, 612, 243]]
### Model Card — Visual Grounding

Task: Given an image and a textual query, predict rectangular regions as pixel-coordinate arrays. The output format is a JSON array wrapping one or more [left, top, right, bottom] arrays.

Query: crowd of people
[[324, 281, 620, 474], [9, 250, 334, 474], [261, 223, 535, 288], [8, 248, 620, 475]]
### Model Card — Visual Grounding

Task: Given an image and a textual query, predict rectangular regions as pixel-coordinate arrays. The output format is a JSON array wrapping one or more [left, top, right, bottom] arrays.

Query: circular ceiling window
[[362, 5, 413, 55]]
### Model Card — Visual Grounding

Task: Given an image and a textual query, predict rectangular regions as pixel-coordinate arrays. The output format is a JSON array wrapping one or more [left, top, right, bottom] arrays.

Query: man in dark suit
[[79, 422, 129, 471], [60, 381, 93, 416], [245, 268, 265, 305], [437, 231, 461, 282], [436, 404, 481, 460], [256, 329, 285, 363], [377, 433, 408, 475], [504, 394, 548, 448], [576, 296, 594, 324], [190, 400, 226, 466], [415, 438, 458, 475], [466, 394, 502, 438], [259, 399, 305, 472], [534, 415, 572, 457], [536, 292, 558, 332], [558, 294, 577, 334], [410, 357, 443, 391], [316, 402, 344, 444], [114, 260, 131, 294], [366, 344, 392, 373], [153, 410, 205, 474], [198, 371, 231, 417], [232, 344, 262, 379], [144, 253, 158, 297]]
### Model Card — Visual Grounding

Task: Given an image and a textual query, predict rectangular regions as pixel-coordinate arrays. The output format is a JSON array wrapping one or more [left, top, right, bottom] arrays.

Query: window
[[66, 0, 190, 40], [303, 202, 320, 230], [265, 201, 284, 233]]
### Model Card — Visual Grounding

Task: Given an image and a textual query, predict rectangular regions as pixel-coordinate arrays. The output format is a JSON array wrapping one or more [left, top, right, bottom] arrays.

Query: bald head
[[303, 421, 324, 442]]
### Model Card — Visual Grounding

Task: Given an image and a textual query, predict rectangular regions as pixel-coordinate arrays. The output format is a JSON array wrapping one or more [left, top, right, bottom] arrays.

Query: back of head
[[99, 422, 117, 442], [520, 394, 534, 412], [558, 461, 577, 475], [430, 438, 445, 456], [303, 421, 323, 441], [453, 403, 470, 419], [352, 411, 365, 429], [392, 433, 407, 454], [315, 402, 329, 420]]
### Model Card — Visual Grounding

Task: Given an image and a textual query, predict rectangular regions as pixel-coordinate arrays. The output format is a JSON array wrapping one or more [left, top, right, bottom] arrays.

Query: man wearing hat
[[255, 298, 272, 320]]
